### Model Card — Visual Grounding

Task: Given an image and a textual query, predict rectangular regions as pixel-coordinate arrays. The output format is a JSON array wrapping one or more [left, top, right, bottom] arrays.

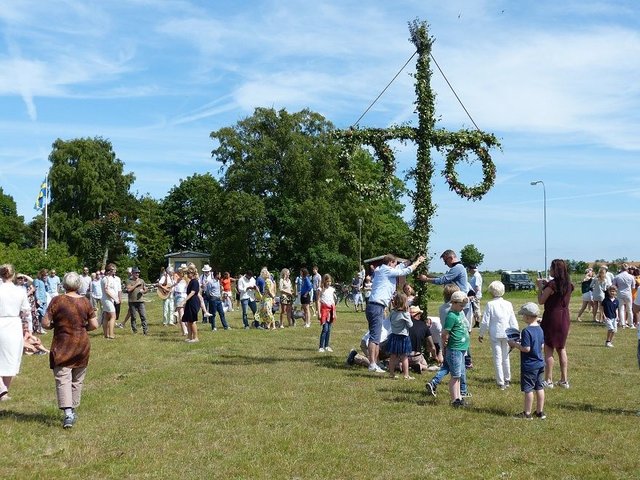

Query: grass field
[[2, 287, 639, 479]]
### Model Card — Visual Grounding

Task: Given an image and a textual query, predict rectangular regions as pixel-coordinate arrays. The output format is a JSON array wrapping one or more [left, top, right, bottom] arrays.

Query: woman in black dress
[[181, 264, 200, 343]]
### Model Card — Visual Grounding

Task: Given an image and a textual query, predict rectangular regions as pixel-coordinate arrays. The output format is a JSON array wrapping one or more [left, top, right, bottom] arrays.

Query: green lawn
[[2, 289, 639, 479]]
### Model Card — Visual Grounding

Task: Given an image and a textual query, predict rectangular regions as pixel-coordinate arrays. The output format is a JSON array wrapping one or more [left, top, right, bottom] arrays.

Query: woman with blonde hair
[[278, 268, 293, 328], [0, 264, 30, 401], [173, 267, 189, 336], [101, 263, 119, 339], [258, 268, 276, 330], [181, 264, 200, 342], [42, 272, 98, 428]]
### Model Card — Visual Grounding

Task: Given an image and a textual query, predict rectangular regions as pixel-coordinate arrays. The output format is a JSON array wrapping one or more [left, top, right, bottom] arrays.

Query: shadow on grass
[[0, 409, 59, 426], [555, 402, 639, 416]]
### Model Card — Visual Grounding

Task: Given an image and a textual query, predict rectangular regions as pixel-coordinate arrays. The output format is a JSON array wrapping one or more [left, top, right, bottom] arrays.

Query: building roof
[[364, 255, 409, 265], [164, 251, 210, 259]]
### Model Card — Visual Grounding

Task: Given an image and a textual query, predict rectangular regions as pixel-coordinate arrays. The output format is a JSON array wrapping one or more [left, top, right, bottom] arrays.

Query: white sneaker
[[368, 364, 385, 373], [556, 380, 570, 389], [325, 346, 333, 352], [542, 380, 554, 389], [605, 341, 613, 348], [318, 348, 325, 353]]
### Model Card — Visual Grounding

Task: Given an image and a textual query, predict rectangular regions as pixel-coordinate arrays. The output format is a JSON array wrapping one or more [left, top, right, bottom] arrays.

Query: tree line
[[1, 108, 413, 281]]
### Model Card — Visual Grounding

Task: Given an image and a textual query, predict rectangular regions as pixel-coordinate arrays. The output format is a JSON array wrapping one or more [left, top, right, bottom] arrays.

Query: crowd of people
[[1, 253, 639, 428]]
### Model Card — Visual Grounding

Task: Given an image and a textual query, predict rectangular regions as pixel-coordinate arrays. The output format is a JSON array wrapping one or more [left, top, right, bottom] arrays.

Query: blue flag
[[34, 178, 48, 210]]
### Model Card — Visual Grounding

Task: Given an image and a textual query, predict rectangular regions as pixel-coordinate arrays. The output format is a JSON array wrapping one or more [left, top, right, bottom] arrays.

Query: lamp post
[[358, 218, 363, 269], [530, 180, 547, 274]]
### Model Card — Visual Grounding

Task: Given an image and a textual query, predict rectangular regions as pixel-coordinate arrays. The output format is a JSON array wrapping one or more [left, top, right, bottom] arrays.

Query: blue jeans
[[365, 302, 385, 344], [319, 322, 332, 348], [205, 297, 228, 329], [241, 299, 257, 328], [431, 351, 468, 393]]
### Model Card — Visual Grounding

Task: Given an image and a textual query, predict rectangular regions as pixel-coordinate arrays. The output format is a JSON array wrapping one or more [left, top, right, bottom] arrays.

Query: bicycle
[[334, 283, 363, 310]]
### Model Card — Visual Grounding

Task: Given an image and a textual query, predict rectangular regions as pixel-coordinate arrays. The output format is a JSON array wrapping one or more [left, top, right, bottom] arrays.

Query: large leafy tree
[[210, 108, 411, 280], [132, 195, 171, 280], [162, 173, 224, 253], [0, 187, 29, 247], [47, 137, 137, 268]]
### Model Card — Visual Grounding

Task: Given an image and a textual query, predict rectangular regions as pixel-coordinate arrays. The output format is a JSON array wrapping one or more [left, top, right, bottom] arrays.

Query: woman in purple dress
[[537, 259, 574, 389]]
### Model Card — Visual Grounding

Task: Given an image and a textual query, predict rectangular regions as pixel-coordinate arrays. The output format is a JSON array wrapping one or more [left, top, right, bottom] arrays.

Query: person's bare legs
[[401, 356, 411, 378], [535, 388, 545, 414], [558, 347, 568, 383], [576, 301, 589, 321], [387, 354, 398, 377], [104, 312, 115, 338], [189, 322, 198, 341], [1, 376, 12, 392], [303, 304, 311, 327], [544, 344, 554, 383], [368, 342, 380, 367]]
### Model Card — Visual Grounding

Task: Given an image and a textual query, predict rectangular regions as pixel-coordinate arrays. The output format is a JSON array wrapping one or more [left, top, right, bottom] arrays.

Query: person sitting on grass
[[440, 290, 471, 407], [345, 319, 391, 368], [408, 305, 442, 373], [508, 302, 546, 420], [602, 285, 619, 348], [23, 326, 49, 355], [478, 281, 519, 390], [386, 292, 414, 380]]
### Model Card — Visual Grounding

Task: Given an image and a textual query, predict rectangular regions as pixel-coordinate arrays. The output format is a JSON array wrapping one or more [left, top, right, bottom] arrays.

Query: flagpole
[[44, 173, 48, 253]]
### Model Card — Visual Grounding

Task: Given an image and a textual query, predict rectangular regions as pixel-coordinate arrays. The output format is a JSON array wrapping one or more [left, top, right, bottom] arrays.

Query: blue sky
[[1, 0, 638, 271]]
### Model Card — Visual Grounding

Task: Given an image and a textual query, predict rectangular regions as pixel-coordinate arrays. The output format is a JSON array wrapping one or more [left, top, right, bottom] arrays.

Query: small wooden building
[[164, 251, 210, 272], [364, 254, 410, 290]]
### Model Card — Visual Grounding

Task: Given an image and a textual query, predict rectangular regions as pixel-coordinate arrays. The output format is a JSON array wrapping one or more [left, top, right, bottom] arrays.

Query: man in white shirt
[[78, 267, 92, 298], [238, 271, 258, 329], [613, 264, 636, 328]]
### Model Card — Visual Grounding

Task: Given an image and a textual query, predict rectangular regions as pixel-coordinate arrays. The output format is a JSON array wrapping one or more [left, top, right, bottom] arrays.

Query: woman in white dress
[[0, 264, 31, 401]]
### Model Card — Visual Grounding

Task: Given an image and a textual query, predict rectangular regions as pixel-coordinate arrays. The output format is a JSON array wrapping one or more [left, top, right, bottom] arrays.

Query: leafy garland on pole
[[334, 19, 501, 310]]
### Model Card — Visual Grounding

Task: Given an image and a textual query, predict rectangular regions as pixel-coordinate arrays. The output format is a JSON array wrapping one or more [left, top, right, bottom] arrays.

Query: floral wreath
[[442, 144, 496, 201]]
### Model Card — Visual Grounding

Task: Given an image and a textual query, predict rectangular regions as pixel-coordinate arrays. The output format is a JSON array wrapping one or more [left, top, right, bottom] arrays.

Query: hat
[[450, 291, 468, 304], [468, 264, 477, 270], [505, 327, 521, 341], [518, 302, 539, 317], [131, 267, 140, 273], [202, 264, 212, 272], [409, 305, 423, 316]]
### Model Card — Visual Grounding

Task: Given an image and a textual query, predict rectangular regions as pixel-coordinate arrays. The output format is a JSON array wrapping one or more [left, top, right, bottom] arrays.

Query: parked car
[[501, 271, 536, 291]]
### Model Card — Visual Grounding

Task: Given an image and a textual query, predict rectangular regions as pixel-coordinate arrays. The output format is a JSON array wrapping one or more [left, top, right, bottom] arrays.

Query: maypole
[[334, 19, 501, 310]]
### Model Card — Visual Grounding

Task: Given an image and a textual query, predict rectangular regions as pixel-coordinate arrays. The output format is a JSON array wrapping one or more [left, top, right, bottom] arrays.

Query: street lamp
[[530, 180, 547, 274], [358, 218, 363, 269]]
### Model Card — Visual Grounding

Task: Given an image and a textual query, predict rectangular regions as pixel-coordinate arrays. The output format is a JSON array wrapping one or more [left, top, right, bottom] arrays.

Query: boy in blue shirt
[[602, 285, 619, 348], [508, 302, 546, 419]]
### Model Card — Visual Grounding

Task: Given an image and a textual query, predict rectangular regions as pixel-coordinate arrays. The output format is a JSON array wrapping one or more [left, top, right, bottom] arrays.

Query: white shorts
[[102, 298, 116, 313], [605, 317, 617, 332]]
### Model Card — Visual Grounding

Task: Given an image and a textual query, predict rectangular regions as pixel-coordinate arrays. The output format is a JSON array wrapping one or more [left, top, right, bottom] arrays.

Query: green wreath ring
[[443, 145, 496, 201]]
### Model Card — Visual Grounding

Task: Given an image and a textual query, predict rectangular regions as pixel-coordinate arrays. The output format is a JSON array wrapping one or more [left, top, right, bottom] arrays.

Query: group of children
[[420, 280, 546, 418]]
